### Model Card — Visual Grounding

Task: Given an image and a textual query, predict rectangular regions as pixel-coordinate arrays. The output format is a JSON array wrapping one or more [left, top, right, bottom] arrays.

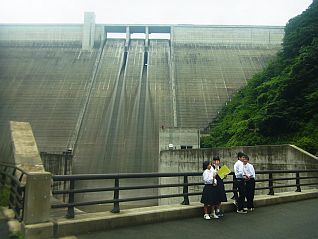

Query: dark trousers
[[245, 178, 255, 208], [234, 179, 245, 210]]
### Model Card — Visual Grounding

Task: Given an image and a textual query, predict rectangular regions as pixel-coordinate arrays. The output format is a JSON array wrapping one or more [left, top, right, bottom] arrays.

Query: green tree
[[205, 1, 318, 155]]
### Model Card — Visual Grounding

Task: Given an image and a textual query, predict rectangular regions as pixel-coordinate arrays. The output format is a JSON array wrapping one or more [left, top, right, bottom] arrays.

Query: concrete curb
[[4, 189, 318, 239]]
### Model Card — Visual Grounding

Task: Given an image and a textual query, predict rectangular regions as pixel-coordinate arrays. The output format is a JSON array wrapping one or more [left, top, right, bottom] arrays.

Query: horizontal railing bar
[[52, 192, 194, 208], [52, 172, 203, 181], [298, 182, 318, 186], [52, 182, 204, 195], [256, 169, 318, 174], [52, 189, 239, 209], [1, 173, 25, 186], [297, 176, 318, 180], [51, 170, 318, 182], [255, 187, 270, 191], [0, 163, 29, 176], [223, 181, 234, 185]]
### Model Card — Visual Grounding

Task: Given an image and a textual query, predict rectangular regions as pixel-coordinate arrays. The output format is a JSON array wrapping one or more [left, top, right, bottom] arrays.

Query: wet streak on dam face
[[0, 23, 284, 177]]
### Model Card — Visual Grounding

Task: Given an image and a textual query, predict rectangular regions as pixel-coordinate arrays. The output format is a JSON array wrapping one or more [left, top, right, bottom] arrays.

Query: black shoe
[[216, 211, 224, 217]]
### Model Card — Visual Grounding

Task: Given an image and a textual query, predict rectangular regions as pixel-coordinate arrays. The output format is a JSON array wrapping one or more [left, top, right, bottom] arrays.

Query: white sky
[[0, 0, 313, 26]]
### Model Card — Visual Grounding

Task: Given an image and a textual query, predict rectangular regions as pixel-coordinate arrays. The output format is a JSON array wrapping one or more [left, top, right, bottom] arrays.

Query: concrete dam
[[0, 13, 284, 176]]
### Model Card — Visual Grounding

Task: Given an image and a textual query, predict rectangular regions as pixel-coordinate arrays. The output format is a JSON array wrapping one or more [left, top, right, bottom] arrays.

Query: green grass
[[0, 185, 10, 206]]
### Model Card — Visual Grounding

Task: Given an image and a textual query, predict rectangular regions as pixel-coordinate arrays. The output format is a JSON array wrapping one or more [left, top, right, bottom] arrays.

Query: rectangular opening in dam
[[107, 32, 126, 39], [131, 33, 146, 39], [149, 33, 170, 40]]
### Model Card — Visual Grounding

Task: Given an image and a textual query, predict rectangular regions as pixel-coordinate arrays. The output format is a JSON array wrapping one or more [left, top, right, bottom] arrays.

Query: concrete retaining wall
[[159, 127, 200, 151], [159, 144, 318, 204]]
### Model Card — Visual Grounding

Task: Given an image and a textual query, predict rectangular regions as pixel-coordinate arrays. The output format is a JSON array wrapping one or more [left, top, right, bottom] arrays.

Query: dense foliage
[[0, 186, 9, 206], [202, 1, 318, 155]]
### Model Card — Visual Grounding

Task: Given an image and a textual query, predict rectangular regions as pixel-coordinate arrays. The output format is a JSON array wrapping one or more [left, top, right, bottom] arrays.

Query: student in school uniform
[[212, 156, 227, 217], [233, 152, 247, 214], [200, 161, 219, 219], [243, 155, 256, 211]]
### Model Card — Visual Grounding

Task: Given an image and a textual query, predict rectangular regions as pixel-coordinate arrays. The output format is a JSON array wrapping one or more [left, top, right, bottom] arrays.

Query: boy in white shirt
[[233, 152, 247, 213], [243, 155, 255, 211]]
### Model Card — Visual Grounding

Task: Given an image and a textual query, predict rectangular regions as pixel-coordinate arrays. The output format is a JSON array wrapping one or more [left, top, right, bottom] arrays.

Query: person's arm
[[250, 164, 256, 179], [210, 168, 218, 185], [243, 164, 249, 179], [203, 170, 213, 184]]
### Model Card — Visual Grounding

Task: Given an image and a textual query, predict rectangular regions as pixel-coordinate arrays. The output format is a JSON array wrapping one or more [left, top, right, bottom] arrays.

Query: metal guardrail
[[52, 169, 318, 218], [1, 163, 317, 221], [0, 163, 27, 221]]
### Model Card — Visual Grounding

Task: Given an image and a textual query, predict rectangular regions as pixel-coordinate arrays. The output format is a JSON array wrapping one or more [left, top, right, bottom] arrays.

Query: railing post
[[181, 175, 189, 205], [111, 178, 120, 213], [66, 179, 75, 218], [232, 173, 238, 200], [63, 149, 73, 202], [268, 172, 274, 195], [295, 172, 301, 192]]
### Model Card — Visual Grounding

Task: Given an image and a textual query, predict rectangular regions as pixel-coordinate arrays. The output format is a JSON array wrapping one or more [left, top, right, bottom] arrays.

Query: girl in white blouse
[[200, 161, 219, 219]]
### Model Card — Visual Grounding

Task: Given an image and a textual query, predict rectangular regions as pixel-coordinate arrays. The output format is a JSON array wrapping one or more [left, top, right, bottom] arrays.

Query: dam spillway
[[0, 20, 284, 175]]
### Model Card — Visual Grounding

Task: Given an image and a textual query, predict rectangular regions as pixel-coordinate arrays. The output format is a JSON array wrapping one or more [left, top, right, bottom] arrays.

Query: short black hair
[[237, 152, 245, 159], [213, 156, 220, 161], [202, 161, 210, 170]]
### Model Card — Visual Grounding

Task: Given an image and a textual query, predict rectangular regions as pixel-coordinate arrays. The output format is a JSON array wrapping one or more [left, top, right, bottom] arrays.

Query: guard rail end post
[[181, 175, 189, 205], [295, 172, 301, 192], [268, 172, 274, 195], [23, 172, 52, 224], [111, 178, 120, 213]]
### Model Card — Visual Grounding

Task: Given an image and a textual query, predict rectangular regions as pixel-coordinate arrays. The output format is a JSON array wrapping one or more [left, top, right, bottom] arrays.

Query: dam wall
[[0, 22, 284, 176]]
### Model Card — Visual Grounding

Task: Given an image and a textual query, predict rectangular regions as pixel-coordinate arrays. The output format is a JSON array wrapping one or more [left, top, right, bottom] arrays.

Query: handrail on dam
[[51, 169, 318, 219], [0, 163, 27, 221]]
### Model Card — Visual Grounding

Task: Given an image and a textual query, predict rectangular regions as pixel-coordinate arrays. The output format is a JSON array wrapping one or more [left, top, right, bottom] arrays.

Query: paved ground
[[75, 198, 318, 239], [0, 210, 10, 239], [0, 209, 19, 239]]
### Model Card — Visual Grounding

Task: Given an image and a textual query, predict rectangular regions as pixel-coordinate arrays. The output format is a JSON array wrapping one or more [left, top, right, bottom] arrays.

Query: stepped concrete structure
[[0, 13, 284, 178]]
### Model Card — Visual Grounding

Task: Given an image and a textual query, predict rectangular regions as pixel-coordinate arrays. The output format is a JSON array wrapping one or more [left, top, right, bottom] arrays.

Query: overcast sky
[[0, 0, 313, 26]]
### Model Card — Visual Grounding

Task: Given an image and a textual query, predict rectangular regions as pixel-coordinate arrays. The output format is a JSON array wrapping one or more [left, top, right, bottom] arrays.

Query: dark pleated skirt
[[215, 175, 227, 202], [200, 184, 219, 205]]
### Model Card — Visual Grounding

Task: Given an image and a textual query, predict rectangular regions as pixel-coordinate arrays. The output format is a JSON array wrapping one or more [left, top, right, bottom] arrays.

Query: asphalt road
[[77, 198, 318, 239]]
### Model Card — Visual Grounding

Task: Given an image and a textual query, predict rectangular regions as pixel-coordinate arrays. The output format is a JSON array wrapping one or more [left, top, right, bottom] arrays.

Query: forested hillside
[[202, 0, 318, 155]]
